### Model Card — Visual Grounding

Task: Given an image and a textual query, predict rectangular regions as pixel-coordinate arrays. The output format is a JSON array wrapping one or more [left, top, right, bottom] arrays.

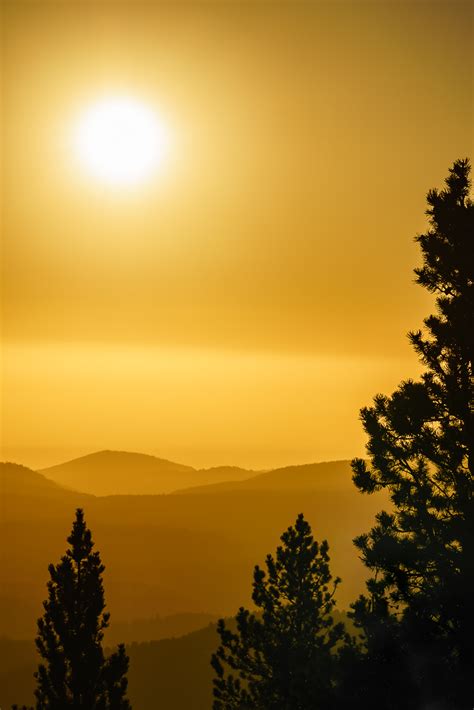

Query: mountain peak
[[0, 461, 82, 497], [38, 450, 255, 496]]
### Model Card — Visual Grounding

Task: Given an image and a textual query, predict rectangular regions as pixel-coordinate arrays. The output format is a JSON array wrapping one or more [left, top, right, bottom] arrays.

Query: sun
[[74, 96, 169, 186]]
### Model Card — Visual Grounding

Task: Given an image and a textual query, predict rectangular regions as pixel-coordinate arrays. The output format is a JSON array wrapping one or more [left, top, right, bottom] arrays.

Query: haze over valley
[[1, 452, 386, 707], [2, 1, 472, 707]]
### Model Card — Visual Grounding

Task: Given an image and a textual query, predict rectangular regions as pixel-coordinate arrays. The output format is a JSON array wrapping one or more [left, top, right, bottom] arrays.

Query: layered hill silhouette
[[39, 450, 257, 495], [1, 458, 388, 640], [106, 611, 218, 646], [176, 460, 354, 494], [0, 610, 353, 709], [0, 625, 217, 710], [1, 462, 90, 500]]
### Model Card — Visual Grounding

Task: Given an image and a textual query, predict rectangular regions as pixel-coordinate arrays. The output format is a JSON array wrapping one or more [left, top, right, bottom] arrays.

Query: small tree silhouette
[[351, 158, 474, 708], [31, 508, 130, 709], [211, 514, 346, 710]]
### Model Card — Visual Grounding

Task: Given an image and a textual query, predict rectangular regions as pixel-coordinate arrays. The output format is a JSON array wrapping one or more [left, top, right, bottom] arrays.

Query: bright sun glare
[[74, 97, 168, 186]]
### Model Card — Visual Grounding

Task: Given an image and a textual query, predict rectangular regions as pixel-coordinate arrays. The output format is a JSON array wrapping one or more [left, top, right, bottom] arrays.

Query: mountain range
[[0, 622, 218, 709], [39, 450, 258, 496], [1, 451, 389, 708], [0, 612, 353, 710], [1, 452, 388, 640]]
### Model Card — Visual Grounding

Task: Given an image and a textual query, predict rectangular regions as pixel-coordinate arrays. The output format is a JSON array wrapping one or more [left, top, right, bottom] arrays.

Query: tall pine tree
[[351, 159, 474, 708], [211, 514, 346, 710], [32, 508, 130, 709]]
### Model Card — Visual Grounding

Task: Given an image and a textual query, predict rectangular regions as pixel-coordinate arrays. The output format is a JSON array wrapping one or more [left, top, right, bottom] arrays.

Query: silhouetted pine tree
[[350, 159, 474, 708], [32, 508, 130, 709], [211, 514, 346, 710]]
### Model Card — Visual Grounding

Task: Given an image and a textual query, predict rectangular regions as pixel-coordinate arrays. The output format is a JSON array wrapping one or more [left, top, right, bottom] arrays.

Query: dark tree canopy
[[211, 514, 346, 710], [351, 159, 474, 708], [31, 508, 130, 709]]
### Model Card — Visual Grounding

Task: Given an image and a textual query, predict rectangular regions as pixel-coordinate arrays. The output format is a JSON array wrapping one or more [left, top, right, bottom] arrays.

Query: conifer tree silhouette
[[211, 514, 346, 710], [31, 508, 130, 709], [350, 159, 474, 708]]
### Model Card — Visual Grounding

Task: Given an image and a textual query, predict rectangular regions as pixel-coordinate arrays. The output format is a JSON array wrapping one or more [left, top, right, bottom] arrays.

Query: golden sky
[[1, 0, 473, 469]]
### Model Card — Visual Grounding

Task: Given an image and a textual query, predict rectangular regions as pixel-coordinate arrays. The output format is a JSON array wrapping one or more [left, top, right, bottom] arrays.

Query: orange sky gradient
[[1, 0, 473, 469]]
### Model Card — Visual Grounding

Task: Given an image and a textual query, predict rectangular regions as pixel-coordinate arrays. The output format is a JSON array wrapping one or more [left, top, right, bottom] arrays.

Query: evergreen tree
[[351, 159, 474, 708], [32, 508, 130, 709], [211, 514, 346, 710]]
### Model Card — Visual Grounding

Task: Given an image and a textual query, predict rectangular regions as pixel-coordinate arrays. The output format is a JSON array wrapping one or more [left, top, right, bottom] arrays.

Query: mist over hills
[[176, 460, 354, 494], [1, 458, 386, 705], [1, 462, 90, 500], [0, 624, 218, 710], [39, 449, 258, 496], [0, 610, 354, 709], [1, 457, 388, 642], [106, 611, 218, 647]]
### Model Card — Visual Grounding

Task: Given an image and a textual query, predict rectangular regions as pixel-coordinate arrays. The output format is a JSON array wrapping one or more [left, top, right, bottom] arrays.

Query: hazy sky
[[1, 0, 473, 469]]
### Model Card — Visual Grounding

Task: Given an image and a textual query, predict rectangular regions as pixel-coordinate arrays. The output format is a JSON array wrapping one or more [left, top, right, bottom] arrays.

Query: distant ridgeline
[[1, 456, 376, 709], [38, 450, 259, 496], [1, 456, 381, 639]]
